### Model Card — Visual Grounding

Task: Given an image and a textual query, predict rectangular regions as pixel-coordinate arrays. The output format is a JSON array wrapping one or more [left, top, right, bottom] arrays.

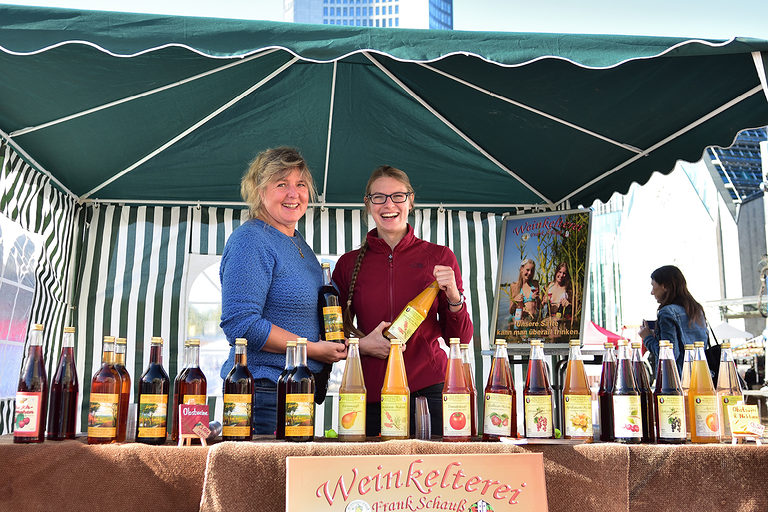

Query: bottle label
[[381, 394, 409, 437], [656, 395, 686, 439], [692, 395, 720, 437], [338, 393, 366, 436], [222, 393, 252, 437], [285, 393, 315, 437], [612, 395, 642, 438], [137, 393, 168, 438], [720, 395, 742, 437], [388, 306, 426, 343], [87, 393, 120, 438], [483, 392, 513, 437], [14, 392, 42, 437], [523, 394, 552, 437], [322, 306, 345, 341], [563, 394, 593, 438], [182, 394, 207, 405], [442, 393, 471, 437]]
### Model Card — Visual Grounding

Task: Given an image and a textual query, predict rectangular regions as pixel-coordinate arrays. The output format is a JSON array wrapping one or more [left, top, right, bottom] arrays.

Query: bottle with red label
[[483, 338, 516, 441], [285, 338, 315, 442], [460, 342, 478, 438], [14, 324, 48, 443], [47, 326, 78, 440], [136, 336, 170, 445], [172, 339, 207, 442], [523, 340, 553, 438], [113, 337, 131, 442], [88, 336, 121, 444], [442, 338, 472, 441]]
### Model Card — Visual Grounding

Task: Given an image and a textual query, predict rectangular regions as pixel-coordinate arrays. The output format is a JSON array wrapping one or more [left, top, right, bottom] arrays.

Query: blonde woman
[[509, 258, 540, 321]]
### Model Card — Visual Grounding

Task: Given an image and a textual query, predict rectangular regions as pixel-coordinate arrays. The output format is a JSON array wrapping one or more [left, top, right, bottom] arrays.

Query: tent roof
[[2, 5, 768, 210]]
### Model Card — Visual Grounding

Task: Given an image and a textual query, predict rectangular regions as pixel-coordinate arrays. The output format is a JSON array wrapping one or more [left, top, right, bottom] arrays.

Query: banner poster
[[491, 209, 591, 344], [286, 453, 547, 511]]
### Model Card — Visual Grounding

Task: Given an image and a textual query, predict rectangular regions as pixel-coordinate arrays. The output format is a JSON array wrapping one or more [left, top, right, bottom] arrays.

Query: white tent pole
[[363, 52, 554, 207], [753, 52, 768, 103], [80, 56, 301, 200], [560, 84, 765, 205], [11, 49, 280, 137], [418, 62, 643, 154], [321, 61, 338, 208]]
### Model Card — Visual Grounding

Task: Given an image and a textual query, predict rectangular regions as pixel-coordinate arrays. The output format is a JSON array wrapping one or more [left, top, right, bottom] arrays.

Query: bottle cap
[[151, 336, 164, 344], [33, 324, 44, 331], [460, 343, 470, 349], [569, 339, 580, 346], [617, 339, 628, 346], [684, 344, 694, 350], [349, 337, 359, 345], [449, 337, 460, 344], [390, 338, 403, 345], [297, 338, 308, 345], [494, 338, 507, 345], [64, 327, 75, 333], [235, 338, 247, 346], [631, 341, 641, 348], [694, 341, 705, 348], [603, 342, 614, 349], [722, 342, 730, 349], [103, 335, 116, 342], [660, 339, 671, 345], [286, 340, 297, 347], [188, 339, 200, 346], [115, 337, 127, 345], [530, 340, 542, 346], [321, 262, 330, 269]]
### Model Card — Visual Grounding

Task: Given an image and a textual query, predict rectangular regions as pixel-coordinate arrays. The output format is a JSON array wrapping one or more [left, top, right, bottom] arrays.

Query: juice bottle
[[523, 340, 553, 439], [483, 339, 516, 441], [384, 281, 440, 343], [460, 342, 478, 438], [14, 324, 48, 443], [653, 340, 686, 444], [222, 338, 254, 441], [47, 326, 78, 440], [171, 339, 190, 442], [136, 336, 170, 445], [631, 341, 655, 443], [285, 339, 315, 442], [319, 262, 344, 342], [612, 340, 642, 443], [87, 336, 120, 444], [442, 338, 472, 442], [680, 343, 694, 441], [716, 342, 744, 440], [172, 339, 207, 442], [381, 338, 410, 440], [113, 337, 131, 442], [276, 340, 297, 440], [688, 342, 720, 443], [598, 342, 616, 442], [562, 339, 593, 441], [339, 338, 367, 442]]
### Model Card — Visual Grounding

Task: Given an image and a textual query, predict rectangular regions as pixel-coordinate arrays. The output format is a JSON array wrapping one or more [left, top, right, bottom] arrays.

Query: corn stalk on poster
[[492, 209, 591, 344]]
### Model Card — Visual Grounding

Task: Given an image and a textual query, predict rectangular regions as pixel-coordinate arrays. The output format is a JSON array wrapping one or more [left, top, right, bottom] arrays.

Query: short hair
[[241, 147, 316, 219]]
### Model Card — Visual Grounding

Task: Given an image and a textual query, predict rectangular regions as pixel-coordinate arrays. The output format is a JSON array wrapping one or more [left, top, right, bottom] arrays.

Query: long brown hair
[[651, 265, 704, 326]]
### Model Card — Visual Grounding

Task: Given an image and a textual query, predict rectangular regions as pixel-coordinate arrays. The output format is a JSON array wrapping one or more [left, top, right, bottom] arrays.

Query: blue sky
[[4, 0, 768, 39]]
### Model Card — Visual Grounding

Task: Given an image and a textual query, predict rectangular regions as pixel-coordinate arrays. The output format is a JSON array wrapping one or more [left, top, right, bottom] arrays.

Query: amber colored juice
[[381, 340, 410, 440], [523, 355, 553, 438], [173, 369, 207, 441], [562, 357, 592, 441], [114, 355, 131, 443], [688, 360, 720, 443], [88, 354, 121, 445], [338, 340, 366, 442], [483, 343, 516, 441], [442, 343, 471, 442]]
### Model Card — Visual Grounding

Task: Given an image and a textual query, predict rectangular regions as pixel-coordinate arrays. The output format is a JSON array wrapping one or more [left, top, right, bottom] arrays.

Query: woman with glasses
[[332, 165, 474, 437]]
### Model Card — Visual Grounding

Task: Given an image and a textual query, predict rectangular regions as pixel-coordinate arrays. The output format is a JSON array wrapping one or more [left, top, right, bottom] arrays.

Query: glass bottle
[[47, 326, 79, 440], [14, 324, 48, 443], [319, 262, 344, 342], [114, 337, 131, 442], [384, 281, 440, 343], [680, 343, 694, 441], [598, 342, 616, 442], [631, 341, 655, 443], [276, 340, 297, 440], [688, 341, 720, 443], [136, 336, 170, 445], [380, 338, 410, 440], [338, 337, 367, 442], [460, 342, 478, 438], [483, 338, 516, 441], [285, 338, 315, 442], [87, 336, 121, 444], [716, 342, 744, 441], [172, 339, 207, 442], [612, 340, 641, 443], [523, 340, 553, 439], [222, 338, 253, 441], [171, 339, 190, 443], [442, 338, 472, 442], [653, 340, 686, 444], [562, 339, 593, 441]]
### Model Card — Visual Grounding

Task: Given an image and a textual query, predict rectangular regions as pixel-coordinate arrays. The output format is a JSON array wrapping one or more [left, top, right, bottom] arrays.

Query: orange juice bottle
[[442, 338, 472, 442], [460, 342, 478, 438], [680, 343, 694, 441], [562, 339, 593, 441], [384, 281, 440, 343], [716, 342, 743, 440], [483, 339, 516, 441], [523, 340, 553, 439], [338, 338, 366, 442], [688, 341, 720, 443], [381, 338, 410, 440]]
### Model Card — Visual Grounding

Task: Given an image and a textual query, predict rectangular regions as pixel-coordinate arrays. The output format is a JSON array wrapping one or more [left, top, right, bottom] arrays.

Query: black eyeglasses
[[365, 192, 412, 204]]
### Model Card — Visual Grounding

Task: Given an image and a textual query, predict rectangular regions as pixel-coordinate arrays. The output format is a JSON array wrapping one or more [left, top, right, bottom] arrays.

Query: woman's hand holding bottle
[[359, 321, 393, 359]]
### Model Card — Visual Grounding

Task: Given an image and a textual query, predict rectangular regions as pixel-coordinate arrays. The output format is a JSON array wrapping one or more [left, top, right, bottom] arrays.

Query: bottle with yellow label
[[442, 338, 472, 441], [688, 341, 720, 443], [680, 343, 694, 441], [222, 338, 253, 441], [384, 281, 440, 343], [136, 337, 170, 445], [339, 338, 366, 442], [653, 340, 685, 443], [716, 342, 743, 441], [562, 339, 593, 441], [172, 339, 207, 442], [523, 340, 553, 439], [285, 339, 315, 442], [612, 340, 641, 443], [483, 339, 516, 441], [87, 336, 121, 445], [113, 337, 131, 442], [319, 262, 344, 342], [381, 338, 410, 440]]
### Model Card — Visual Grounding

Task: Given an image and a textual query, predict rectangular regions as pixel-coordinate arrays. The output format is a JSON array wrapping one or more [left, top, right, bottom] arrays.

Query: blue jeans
[[252, 378, 277, 436]]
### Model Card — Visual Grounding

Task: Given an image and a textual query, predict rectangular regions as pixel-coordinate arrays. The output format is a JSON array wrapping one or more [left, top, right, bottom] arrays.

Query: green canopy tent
[[1, 4, 768, 435]]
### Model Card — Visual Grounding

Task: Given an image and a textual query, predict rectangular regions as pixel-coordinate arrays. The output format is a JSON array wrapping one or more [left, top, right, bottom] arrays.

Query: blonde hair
[[241, 147, 316, 219]]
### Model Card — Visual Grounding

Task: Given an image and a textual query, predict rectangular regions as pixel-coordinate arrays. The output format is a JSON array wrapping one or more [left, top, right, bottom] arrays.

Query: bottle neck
[[235, 343, 247, 366], [659, 344, 674, 361], [529, 344, 544, 360], [683, 348, 694, 362], [720, 347, 733, 362], [348, 342, 360, 361], [114, 343, 126, 366], [295, 343, 308, 367], [631, 346, 643, 363], [102, 342, 115, 365], [285, 345, 296, 370], [494, 343, 508, 360], [188, 345, 200, 368], [29, 328, 43, 347], [693, 345, 705, 361], [617, 344, 630, 361], [449, 342, 462, 360], [149, 343, 163, 365], [568, 345, 582, 360], [602, 346, 616, 363], [62, 332, 75, 349], [322, 266, 333, 286]]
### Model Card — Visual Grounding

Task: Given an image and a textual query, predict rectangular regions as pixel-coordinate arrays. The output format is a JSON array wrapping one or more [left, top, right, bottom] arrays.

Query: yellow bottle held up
[[384, 281, 440, 343], [381, 339, 410, 440]]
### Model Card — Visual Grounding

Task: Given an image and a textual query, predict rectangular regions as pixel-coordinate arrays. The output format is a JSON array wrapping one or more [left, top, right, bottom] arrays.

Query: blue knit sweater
[[219, 218, 322, 382]]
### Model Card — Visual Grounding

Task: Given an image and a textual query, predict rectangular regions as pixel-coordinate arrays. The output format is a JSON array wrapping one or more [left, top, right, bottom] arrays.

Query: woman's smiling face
[[366, 176, 412, 241]]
